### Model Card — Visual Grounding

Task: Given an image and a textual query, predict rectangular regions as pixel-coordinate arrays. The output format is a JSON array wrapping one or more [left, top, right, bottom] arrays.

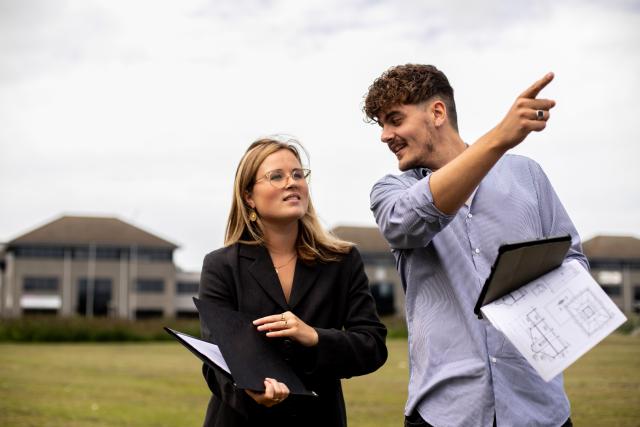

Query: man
[[364, 64, 587, 427]]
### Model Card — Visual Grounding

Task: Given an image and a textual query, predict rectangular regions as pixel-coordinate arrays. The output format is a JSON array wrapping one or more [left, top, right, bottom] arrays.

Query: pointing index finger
[[520, 72, 554, 99]]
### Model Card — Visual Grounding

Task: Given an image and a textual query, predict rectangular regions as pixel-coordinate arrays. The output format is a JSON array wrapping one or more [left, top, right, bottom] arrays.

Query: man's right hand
[[489, 72, 556, 151]]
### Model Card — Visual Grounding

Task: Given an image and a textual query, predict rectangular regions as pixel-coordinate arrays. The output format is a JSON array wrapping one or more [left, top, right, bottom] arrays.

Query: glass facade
[[135, 279, 165, 293], [13, 245, 173, 262], [23, 277, 59, 293], [176, 282, 199, 294], [77, 278, 113, 316]]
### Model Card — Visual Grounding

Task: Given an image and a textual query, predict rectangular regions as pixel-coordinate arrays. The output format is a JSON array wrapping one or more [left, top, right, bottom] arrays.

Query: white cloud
[[1, 0, 638, 270]]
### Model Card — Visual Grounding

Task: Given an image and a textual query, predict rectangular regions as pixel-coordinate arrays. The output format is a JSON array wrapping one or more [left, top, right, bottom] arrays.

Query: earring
[[249, 210, 258, 222]]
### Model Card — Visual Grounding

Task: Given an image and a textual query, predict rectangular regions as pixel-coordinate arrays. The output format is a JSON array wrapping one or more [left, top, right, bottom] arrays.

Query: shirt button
[[467, 213, 473, 218], [474, 248, 480, 254], [491, 357, 497, 363]]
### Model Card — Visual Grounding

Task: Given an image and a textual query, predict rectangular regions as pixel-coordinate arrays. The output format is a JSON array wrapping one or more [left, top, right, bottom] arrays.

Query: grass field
[[0, 335, 638, 426]]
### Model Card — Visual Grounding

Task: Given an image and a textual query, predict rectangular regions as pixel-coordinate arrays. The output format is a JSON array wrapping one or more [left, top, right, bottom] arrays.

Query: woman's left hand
[[253, 311, 319, 347]]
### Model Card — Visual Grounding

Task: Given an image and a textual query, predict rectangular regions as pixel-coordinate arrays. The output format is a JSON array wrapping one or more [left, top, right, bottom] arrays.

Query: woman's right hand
[[244, 377, 290, 407]]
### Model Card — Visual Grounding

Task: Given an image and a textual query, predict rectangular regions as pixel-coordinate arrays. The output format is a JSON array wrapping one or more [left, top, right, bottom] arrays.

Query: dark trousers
[[404, 410, 573, 427]]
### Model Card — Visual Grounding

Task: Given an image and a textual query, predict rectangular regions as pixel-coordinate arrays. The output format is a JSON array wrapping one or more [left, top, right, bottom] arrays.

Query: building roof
[[8, 215, 178, 249], [583, 235, 640, 260], [331, 225, 391, 253]]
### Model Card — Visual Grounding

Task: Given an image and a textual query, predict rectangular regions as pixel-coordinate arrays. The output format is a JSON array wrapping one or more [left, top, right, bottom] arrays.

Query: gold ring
[[280, 313, 285, 321], [283, 320, 288, 328]]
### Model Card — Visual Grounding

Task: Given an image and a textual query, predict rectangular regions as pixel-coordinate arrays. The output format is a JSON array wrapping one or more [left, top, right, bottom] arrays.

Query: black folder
[[164, 326, 233, 376], [473, 235, 572, 318], [166, 297, 316, 396]]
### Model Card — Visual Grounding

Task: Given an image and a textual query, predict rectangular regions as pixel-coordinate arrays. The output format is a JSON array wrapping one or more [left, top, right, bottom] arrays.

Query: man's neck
[[431, 132, 467, 171]]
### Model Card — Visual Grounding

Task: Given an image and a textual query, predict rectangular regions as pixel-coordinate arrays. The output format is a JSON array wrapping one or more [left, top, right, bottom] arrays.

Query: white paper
[[481, 259, 627, 382], [175, 331, 231, 374]]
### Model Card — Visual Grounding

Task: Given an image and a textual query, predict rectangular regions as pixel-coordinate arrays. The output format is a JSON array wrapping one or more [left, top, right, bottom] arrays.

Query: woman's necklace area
[[274, 253, 297, 274]]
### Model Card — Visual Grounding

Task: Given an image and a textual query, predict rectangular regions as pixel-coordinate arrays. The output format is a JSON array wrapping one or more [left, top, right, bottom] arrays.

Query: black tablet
[[473, 235, 572, 318]]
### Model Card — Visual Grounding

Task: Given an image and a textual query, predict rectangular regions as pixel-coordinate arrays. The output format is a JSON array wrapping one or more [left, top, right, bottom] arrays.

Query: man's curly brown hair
[[363, 64, 458, 132]]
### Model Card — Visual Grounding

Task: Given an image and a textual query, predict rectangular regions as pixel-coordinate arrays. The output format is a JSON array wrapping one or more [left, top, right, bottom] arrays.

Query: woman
[[198, 137, 388, 427]]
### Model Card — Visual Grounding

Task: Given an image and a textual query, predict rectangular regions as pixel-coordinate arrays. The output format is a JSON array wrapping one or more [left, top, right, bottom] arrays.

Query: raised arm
[[372, 73, 558, 250], [430, 73, 556, 214]]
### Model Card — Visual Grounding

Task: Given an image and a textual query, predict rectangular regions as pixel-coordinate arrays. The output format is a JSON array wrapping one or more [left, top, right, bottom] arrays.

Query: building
[[583, 235, 640, 315], [0, 215, 195, 319], [331, 229, 640, 317], [6, 216, 634, 320], [331, 225, 404, 316]]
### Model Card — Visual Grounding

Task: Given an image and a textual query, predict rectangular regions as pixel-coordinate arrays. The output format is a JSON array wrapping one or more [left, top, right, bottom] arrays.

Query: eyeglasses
[[254, 168, 311, 189]]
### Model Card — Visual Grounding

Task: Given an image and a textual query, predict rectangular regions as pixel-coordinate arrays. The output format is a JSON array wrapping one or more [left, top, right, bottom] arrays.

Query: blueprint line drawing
[[566, 290, 612, 336], [526, 309, 569, 361], [497, 288, 527, 305], [532, 281, 548, 296], [481, 260, 627, 382]]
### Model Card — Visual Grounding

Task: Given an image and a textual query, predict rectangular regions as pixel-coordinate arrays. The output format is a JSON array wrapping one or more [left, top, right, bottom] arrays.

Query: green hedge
[[0, 316, 201, 342], [0, 315, 408, 342], [616, 313, 640, 334], [2, 313, 635, 342]]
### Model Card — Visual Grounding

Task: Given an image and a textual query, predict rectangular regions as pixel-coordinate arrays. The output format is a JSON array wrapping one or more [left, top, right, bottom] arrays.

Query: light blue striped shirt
[[370, 154, 588, 427]]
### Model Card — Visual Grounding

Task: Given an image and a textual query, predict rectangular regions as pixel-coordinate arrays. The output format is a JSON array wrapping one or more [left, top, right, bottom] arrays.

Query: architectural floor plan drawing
[[497, 287, 527, 305], [481, 260, 626, 382], [565, 290, 613, 336], [526, 309, 569, 361]]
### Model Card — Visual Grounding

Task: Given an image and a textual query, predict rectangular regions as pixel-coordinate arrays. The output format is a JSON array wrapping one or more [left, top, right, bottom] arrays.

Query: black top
[[198, 243, 388, 427]]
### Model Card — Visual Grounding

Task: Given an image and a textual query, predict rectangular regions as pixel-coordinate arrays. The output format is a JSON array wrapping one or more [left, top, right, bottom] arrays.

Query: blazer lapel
[[288, 259, 320, 310], [240, 244, 289, 310]]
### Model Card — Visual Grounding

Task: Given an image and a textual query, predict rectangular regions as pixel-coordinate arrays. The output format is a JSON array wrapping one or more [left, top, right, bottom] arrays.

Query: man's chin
[[398, 158, 418, 172]]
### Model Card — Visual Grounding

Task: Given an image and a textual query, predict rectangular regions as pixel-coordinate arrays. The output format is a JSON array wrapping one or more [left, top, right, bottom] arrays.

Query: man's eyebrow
[[382, 110, 402, 123]]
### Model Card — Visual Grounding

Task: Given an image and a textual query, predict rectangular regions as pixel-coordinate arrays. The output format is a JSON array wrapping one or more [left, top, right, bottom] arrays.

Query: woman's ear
[[244, 191, 255, 209]]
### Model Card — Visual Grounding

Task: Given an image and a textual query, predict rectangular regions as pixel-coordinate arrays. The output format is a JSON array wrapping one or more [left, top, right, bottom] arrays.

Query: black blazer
[[198, 243, 388, 427]]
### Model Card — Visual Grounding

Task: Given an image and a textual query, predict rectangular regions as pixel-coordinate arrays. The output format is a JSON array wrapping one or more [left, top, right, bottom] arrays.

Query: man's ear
[[244, 191, 255, 209], [431, 99, 447, 128]]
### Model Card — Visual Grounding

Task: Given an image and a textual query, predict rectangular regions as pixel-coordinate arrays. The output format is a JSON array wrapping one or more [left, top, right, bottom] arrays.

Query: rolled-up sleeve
[[370, 172, 456, 249]]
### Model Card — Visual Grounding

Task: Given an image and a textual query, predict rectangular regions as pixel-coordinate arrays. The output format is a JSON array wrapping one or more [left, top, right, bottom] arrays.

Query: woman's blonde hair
[[225, 137, 353, 263]]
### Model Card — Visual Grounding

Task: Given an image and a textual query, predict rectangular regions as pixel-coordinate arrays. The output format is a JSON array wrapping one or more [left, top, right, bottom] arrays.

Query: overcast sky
[[1, 0, 639, 271]]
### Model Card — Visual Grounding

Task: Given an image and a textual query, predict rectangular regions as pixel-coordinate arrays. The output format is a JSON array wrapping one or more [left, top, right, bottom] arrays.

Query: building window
[[77, 278, 113, 316], [601, 285, 621, 297], [634, 286, 640, 314], [597, 270, 622, 285], [21, 295, 62, 312], [137, 248, 172, 261], [136, 279, 165, 293], [370, 281, 395, 315], [176, 282, 199, 294], [23, 277, 59, 293], [15, 246, 65, 259], [95, 247, 121, 260]]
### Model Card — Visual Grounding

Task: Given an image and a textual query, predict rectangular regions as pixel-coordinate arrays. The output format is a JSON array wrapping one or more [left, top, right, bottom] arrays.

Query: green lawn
[[0, 335, 638, 426]]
